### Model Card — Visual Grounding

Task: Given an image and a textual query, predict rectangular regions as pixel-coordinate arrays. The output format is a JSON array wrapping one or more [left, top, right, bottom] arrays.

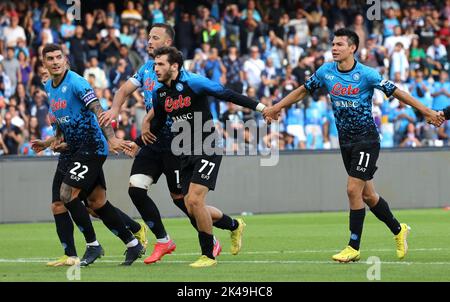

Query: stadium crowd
[[0, 0, 449, 156]]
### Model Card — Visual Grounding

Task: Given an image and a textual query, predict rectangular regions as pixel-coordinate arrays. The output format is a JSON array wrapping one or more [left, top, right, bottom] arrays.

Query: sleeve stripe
[[129, 77, 142, 87], [84, 98, 98, 107]]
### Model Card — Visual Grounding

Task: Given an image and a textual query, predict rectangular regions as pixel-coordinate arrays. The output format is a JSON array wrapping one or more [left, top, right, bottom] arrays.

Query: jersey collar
[[336, 59, 357, 73], [51, 69, 69, 88]]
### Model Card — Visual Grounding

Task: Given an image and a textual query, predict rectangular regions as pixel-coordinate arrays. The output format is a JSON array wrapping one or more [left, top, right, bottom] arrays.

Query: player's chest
[[157, 85, 196, 115], [47, 91, 78, 117], [323, 73, 367, 98]]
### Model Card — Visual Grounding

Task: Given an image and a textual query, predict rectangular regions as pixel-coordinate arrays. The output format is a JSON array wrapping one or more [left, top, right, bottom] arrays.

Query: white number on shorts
[[198, 159, 216, 176], [69, 162, 89, 179], [174, 170, 180, 184], [358, 152, 370, 168]]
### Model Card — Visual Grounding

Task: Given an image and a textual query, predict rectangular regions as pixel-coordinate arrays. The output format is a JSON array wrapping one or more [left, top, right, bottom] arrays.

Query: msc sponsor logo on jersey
[[176, 83, 184, 92], [58, 116, 70, 123], [172, 113, 193, 122], [49, 114, 70, 124], [334, 100, 360, 108], [330, 83, 360, 96], [61, 85, 67, 93], [165, 95, 192, 112], [144, 78, 156, 91], [50, 98, 67, 111]]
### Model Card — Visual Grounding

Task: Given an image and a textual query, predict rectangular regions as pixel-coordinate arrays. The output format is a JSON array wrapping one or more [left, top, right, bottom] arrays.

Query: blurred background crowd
[[0, 0, 449, 156]]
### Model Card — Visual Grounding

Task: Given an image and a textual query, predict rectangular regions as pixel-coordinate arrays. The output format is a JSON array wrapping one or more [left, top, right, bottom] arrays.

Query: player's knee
[[51, 202, 67, 214], [346, 185, 360, 200], [86, 198, 105, 211], [362, 193, 379, 206], [184, 193, 204, 209], [129, 174, 153, 190], [362, 192, 376, 203]]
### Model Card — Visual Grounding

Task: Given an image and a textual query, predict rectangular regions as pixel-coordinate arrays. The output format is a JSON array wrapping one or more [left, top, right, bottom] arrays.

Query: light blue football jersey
[[45, 70, 108, 156], [304, 61, 397, 145]]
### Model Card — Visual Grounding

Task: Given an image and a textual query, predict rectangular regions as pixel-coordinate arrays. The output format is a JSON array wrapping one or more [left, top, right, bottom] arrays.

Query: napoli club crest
[[176, 83, 184, 92], [352, 72, 361, 81]]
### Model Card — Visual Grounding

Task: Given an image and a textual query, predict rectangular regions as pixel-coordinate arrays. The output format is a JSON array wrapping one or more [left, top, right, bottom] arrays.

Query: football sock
[[94, 200, 134, 244], [64, 197, 97, 243], [214, 214, 239, 231], [370, 197, 402, 235], [115, 207, 141, 234], [156, 235, 171, 244], [53, 212, 77, 257], [198, 231, 215, 259], [86, 241, 99, 246], [129, 187, 167, 239], [173, 198, 238, 231], [348, 208, 365, 250]]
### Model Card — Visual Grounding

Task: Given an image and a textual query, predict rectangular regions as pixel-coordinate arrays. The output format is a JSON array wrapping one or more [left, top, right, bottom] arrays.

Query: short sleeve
[[368, 69, 397, 97], [304, 67, 324, 93], [73, 76, 98, 107], [129, 65, 146, 87]]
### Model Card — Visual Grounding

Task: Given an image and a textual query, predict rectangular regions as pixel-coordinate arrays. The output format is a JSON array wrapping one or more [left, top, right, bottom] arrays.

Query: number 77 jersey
[[304, 61, 397, 146]]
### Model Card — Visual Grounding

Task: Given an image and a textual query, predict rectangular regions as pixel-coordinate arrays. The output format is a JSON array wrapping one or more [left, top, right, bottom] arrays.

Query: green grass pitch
[[1, 208, 449, 282]]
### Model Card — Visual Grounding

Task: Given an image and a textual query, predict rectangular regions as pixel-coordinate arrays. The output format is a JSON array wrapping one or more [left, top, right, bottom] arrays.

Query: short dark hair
[[151, 23, 175, 41], [42, 44, 63, 58], [153, 46, 184, 70], [333, 28, 359, 53]]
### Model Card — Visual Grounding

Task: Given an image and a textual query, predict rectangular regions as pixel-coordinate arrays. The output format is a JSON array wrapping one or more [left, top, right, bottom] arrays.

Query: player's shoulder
[[181, 69, 209, 86], [140, 60, 155, 72], [67, 70, 89, 86], [315, 61, 335, 75], [356, 61, 380, 78]]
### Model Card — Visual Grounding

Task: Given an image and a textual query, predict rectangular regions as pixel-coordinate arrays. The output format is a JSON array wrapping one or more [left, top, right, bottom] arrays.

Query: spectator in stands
[[0, 111, 22, 155], [389, 42, 409, 81], [17, 50, 31, 87], [383, 7, 400, 38], [3, 11, 27, 47], [83, 56, 108, 89], [243, 46, 265, 94], [3, 47, 20, 94], [431, 71, 450, 111]]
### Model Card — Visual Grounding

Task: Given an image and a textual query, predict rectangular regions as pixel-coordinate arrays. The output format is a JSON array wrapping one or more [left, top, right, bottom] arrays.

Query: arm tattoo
[[88, 100, 116, 139]]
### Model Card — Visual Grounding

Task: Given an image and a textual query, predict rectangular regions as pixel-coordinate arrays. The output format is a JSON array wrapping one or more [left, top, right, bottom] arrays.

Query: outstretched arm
[[392, 89, 444, 126], [264, 85, 309, 122], [98, 80, 138, 126]]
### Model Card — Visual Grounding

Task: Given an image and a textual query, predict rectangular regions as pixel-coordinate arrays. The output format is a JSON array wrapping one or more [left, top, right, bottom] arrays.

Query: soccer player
[[135, 46, 267, 267], [41, 43, 145, 266], [32, 135, 148, 266], [99, 24, 245, 264], [263, 29, 444, 263]]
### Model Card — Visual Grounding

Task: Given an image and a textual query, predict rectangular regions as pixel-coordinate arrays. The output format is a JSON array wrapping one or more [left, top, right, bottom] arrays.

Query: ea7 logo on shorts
[[356, 166, 367, 172], [69, 162, 89, 181]]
